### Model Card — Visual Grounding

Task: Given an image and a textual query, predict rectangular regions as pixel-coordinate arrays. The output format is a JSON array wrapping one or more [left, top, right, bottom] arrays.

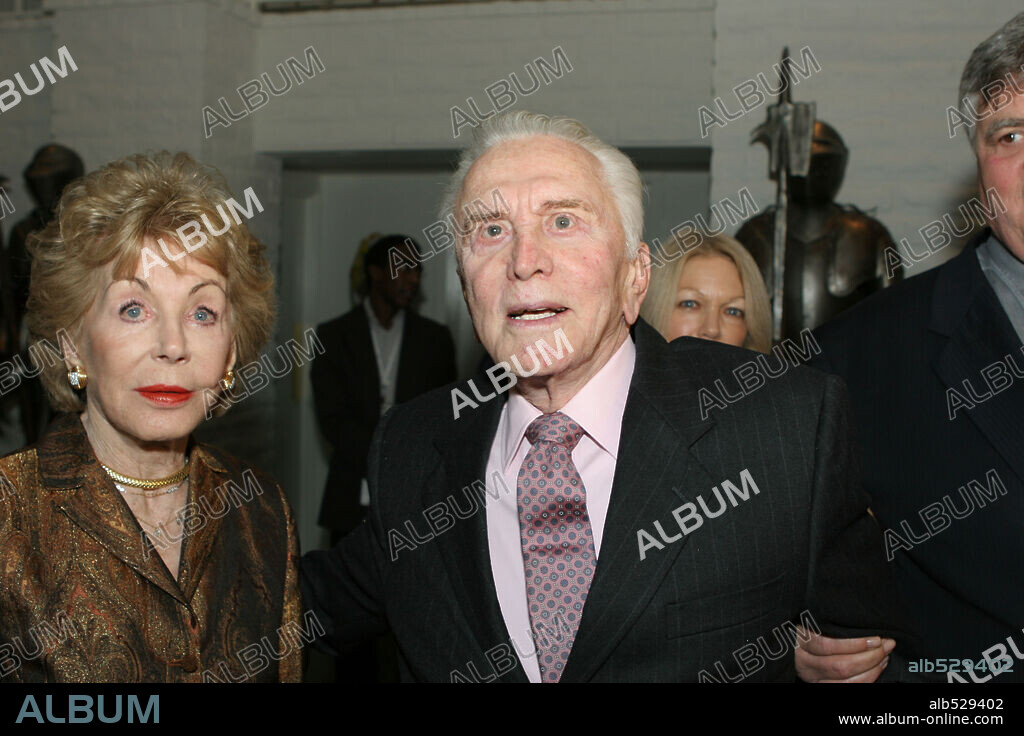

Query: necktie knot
[[526, 412, 585, 451]]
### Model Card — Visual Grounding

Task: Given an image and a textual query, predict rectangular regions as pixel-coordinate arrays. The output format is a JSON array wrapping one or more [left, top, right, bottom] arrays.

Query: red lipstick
[[135, 385, 194, 406]]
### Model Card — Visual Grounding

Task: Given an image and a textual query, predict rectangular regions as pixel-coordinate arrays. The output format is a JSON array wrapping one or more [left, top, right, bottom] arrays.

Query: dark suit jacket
[[310, 305, 456, 532], [811, 230, 1024, 681], [302, 319, 910, 682]]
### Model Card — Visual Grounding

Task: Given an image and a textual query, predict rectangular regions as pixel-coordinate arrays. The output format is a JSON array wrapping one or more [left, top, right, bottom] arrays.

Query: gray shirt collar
[[977, 232, 1024, 346]]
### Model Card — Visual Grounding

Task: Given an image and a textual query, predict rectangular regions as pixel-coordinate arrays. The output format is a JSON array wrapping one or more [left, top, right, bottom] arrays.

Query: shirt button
[[182, 654, 200, 673]]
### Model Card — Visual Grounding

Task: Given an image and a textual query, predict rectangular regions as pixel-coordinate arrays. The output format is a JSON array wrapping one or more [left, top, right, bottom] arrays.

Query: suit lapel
[[42, 415, 185, 604], [562, 321, 716, 682], [176, 446, 232, 604], [423, 321, 719, 682], [426, 390, 529, 681], [349, 306, 381, 412], [931, 238, 1024, 486]]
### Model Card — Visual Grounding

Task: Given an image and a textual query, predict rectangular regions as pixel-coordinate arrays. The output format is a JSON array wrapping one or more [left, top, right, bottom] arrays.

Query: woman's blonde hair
[[26, 151, 276, 413], [640, 232, 771, 353]]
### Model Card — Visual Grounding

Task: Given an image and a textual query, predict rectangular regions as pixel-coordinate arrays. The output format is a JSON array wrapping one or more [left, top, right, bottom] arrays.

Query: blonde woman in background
[[641, 232, 771, 352]]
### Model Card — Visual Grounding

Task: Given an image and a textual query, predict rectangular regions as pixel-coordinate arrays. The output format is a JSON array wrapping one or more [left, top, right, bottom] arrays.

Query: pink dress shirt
[[485, 335, 637, 682]]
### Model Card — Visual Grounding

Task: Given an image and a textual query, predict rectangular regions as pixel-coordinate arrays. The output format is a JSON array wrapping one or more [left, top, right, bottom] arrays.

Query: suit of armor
[[3, 145, 84, 444], [736, 122, 901, 340]]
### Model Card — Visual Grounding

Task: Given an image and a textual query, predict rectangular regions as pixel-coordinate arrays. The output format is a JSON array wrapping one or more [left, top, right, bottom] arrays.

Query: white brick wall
[[252, 0, 714, 150], [0, 15, 54, 220], [48, 2, 208, 164], [7, 0, 1021, 272]]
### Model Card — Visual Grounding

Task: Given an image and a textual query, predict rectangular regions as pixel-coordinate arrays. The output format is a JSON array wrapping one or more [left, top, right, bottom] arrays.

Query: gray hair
[[440, 111, 643, 269], [958, 11, 1024, 145]]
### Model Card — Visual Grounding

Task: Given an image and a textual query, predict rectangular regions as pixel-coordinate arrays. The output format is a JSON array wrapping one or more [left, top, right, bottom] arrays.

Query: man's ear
[[623, 241, 652, 325]]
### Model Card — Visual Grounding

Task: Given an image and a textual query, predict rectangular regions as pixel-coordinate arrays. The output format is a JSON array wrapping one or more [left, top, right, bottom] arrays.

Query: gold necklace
[[116, 483, 187, 539], [102, 461, 189, 489], [115, 479, 186, 498]]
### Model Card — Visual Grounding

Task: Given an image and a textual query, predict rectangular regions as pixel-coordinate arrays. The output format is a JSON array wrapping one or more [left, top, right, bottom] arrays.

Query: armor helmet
[[790, 120, 848, 205]]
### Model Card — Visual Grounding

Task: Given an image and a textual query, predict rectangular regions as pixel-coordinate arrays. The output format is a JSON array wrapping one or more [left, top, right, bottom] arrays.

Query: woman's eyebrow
[[103, 277, 149, 297], [190, 280, 226, 295]]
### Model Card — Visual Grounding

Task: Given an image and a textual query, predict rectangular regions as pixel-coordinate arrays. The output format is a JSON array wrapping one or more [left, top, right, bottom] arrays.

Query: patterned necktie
[[517, 411, 597, 683]]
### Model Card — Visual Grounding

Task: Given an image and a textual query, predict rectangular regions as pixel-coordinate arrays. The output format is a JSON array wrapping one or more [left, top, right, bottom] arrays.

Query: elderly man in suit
[[805, 12, 1024, 683], [301, 110, 909, 682]]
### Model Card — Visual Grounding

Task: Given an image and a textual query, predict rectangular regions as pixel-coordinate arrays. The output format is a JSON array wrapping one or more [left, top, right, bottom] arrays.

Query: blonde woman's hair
[[640, 232, 771, 353], [26, 151, 276, 413]]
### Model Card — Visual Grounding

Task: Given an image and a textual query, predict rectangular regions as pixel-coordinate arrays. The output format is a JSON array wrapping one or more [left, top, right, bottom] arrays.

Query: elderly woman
[[0, 152, 301, 682], [641, 232, 771, 352]]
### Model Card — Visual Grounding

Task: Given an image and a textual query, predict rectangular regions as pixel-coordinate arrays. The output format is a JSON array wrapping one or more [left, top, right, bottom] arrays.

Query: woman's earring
[[67, 365, 88, 390], [220, 369, 235, 391]]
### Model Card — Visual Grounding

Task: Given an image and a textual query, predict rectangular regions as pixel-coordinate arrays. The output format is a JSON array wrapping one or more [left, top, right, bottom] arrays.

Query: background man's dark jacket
[[311, 305, 456, 533], [812, 230, 1024, 681], [302, 319, 912, 681]]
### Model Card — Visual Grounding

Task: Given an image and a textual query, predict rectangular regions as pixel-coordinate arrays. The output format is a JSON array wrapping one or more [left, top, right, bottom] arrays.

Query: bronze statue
[[8, 145, 85, 329], [4, 144, 84, 443], [735, 50, 900, 342]]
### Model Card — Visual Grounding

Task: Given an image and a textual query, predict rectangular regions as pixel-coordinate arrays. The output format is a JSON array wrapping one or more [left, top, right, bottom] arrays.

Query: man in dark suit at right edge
[[804, 13, 1024, 682]]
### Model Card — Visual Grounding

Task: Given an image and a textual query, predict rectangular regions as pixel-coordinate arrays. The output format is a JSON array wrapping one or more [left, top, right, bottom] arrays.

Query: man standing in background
[[312, 234, 457, 546]]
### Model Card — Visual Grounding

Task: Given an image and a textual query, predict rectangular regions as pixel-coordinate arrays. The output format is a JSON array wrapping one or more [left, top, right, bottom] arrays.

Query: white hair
[[440, 111, 644, 268]]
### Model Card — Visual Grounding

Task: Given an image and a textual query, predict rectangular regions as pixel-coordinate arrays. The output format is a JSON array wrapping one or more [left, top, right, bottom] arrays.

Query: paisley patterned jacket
[[0, 413, 303, 682]]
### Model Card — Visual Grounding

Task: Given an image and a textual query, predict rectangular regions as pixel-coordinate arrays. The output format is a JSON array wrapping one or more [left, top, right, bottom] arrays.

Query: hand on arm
[[796, 629, 895, 682]]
